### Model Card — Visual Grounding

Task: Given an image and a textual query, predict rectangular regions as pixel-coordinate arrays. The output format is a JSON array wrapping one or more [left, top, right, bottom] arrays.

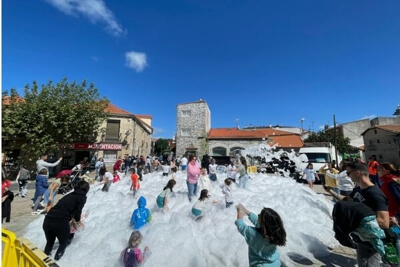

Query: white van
[[298, 142, 341, 180]]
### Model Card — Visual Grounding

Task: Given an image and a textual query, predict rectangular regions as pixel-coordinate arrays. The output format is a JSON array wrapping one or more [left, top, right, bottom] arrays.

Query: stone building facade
[[326, 117, 400, 149], [208, 128, 304, 156], [175, 100, 303, 159], [175, 100, 211, 158], [362, 125, 400, 166], [93, 104, 153, 165]]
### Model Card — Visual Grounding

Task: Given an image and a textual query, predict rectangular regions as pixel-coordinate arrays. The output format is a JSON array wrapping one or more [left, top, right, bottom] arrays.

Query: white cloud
[[45, 0, 124, 36], [125, 51, 147, 72]]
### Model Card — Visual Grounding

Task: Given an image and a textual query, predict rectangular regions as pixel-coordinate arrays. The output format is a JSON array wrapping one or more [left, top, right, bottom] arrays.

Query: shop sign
[[73, 143, 122, 150]]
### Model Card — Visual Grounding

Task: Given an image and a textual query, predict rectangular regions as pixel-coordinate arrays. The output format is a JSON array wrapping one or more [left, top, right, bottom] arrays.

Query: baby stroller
[[58, 165, 82, 195]]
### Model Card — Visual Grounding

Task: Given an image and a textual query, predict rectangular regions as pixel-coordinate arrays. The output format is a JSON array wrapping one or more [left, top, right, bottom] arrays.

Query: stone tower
[[176, 100, 211, 158]]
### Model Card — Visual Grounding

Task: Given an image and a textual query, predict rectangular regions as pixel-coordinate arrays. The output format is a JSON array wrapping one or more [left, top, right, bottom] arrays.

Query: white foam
[[24, 170, 338, 266]]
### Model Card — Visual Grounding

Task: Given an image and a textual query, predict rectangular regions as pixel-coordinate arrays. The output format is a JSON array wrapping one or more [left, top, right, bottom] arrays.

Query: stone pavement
[[2, 178, 358, 266]]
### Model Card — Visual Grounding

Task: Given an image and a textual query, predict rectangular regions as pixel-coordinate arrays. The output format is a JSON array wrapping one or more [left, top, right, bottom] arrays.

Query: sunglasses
[[346, 170, 356, 176]]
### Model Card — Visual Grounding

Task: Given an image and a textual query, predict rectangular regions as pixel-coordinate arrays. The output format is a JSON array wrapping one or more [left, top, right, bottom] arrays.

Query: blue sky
[[3, 0, 400, 138]]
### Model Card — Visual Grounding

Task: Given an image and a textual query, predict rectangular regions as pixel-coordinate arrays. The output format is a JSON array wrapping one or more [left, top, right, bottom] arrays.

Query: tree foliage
[[304, 130, 358, 154], [154, 139, 170, 155], [2, 78, 109, 160]]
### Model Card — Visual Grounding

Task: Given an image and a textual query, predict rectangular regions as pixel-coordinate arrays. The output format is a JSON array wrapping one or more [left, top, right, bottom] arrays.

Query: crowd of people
[[320, 157, 400, 266], [2, 151, 400, 266], [119, 153, 288, 266]]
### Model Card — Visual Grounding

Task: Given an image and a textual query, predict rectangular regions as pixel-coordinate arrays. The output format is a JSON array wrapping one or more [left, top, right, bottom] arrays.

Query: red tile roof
[[208, 128, 304, 147], [361, 124, 400, 135], [208, 128, 295, 139], [376, 125, 400, 134], [135, 114, 153, 119], [2, 96, 24, 105], [267, 135, 304, 148], [104, 103, 133, 116]]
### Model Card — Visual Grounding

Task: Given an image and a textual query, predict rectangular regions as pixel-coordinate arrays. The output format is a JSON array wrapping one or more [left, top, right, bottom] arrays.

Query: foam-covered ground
[[24, 170, 338, 266]]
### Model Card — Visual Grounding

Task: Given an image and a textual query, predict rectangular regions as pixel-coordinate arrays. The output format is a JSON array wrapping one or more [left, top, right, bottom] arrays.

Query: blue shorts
[[191, 208, 202, 217], [209, 173, 217, 181], [156, 196, 164, 208], [181, 165, 187, 171]]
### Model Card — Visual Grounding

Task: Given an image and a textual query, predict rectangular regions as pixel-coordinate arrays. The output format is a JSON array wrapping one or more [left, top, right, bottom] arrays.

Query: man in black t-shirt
[[326, 162, 389, 267]]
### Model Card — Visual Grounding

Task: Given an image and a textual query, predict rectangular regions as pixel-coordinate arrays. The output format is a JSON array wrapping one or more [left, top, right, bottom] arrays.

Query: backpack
[[19, 169, 30, 180], [122, 248, 138, 267]]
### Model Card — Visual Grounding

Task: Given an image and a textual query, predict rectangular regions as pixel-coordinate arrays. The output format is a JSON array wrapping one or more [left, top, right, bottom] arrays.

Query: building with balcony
[[71, 103, 153, 166]]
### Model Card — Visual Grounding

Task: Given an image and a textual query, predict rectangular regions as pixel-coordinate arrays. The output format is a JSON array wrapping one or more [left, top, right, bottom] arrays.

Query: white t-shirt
[[193, 198, 209, 211], [162, 165, 170, 173], [159, 188, 171, 198], [199, 175, 211, 192], [209, 164, 217, 174], [222, 184, 233, 202], [101, 172, 113, 182], [327, 170, 354, 192], [227, 164, 237, 179], [181, 157, 188, 166]]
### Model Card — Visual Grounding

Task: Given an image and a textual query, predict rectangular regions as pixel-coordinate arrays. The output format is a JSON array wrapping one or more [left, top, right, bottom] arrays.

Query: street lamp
[[300, 118, 305, 134]]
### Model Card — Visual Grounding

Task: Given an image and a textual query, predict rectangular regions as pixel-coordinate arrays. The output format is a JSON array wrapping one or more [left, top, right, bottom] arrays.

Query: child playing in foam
[[130, 196, 151, 230], [121, 230, 150, 267], [113, 170, 121, 183], [191, 189, 217, 220], [130, 168, 140, 198], [156, 179, 176, 212], [222, 178, 233, 208], [68, 211, 89, 245], [199, 168, 211, 192]]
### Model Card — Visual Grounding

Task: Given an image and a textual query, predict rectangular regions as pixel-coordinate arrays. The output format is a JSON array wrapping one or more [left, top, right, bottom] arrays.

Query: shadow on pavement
[[287, 252, 314, 265], [315, 251, 357, 267]]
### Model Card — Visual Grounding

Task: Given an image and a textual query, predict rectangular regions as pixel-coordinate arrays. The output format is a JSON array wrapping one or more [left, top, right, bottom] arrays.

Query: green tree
[[154, 139, 170, 155], [304, 130, 358, 154], [2, 78, 109, 162]]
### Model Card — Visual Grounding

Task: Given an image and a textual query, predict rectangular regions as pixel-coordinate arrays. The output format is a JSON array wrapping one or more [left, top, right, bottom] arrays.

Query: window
[[212, 147, 227, 156], [379, 155, 383, 160], [369, 140, 374, 145], [105, 120, 120, 142], [374, 130, 377, 134], [230, 147, 244, 156], [181, 128, 191, 136], [377, 139, 380, 144], [104, 151, 118, 163], [303, 153, 331, 163], [182, 110, 191, 117]]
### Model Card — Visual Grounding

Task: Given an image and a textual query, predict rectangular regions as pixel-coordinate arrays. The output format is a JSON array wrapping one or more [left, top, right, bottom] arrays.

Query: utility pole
[[333, 114, 339, 167]]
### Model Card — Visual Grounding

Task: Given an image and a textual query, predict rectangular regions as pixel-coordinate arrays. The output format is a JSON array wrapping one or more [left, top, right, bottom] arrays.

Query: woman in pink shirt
[[187, 155, 201, 202]]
